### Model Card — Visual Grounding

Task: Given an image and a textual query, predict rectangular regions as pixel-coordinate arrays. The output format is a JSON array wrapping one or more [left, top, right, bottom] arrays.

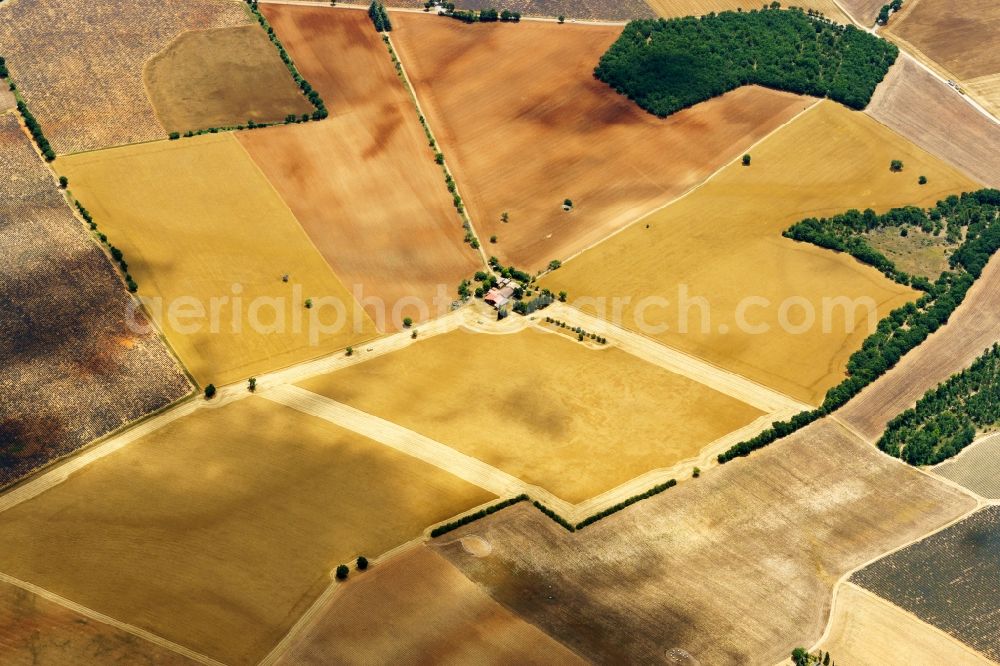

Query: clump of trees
[[792, 648, 835, 666], [438, 4, 521, 23], [720, 189, 1000, 463], [595, 7, 898, 118], [876, 0, 903, 26], [368, 1, 392, 31], [879, 343, 1000, 465]]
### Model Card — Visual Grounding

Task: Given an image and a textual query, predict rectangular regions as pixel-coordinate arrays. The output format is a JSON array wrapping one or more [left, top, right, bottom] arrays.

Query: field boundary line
[[0, 570, 225, 666]]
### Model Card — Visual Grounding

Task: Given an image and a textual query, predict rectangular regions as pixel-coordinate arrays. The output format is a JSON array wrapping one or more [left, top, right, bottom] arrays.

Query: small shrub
[[168, 132, 180, 140], [692, 466, 701, 478], [411, 329, 418, 339], [558, 15, 565, 23], [742, 154, 751, 166], [490, 235, 497, 243], [548, 259, 562, 271], [58, 176, 68, 189], [335, 564, 349, 580], [248, 377, 257, 392], [402, 316, 413, 328], [204, 384, 217, 399], [563, 198, 573, 209], [918, 175, 927, 185], [558, 291, 567, 302], [356, 556, 368, 571], [304, 298, 313, 309], [890, 159, 904, 172]]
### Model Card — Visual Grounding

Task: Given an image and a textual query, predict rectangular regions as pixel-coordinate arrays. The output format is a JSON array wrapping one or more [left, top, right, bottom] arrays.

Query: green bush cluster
[[439, 5, 521, 23], [876, 0, 903, 26], [720, 189, 1000, 463], [595, 6, 897, 118], [75, 201, 139, 292], [880, 343, 1000, 465], [575, 479, 676, 529], [368, 1, 392, 32], [430, 495, 528, 537]]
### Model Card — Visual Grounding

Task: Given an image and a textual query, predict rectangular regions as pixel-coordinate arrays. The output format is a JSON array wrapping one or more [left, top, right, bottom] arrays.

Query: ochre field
[[276, 545, 584, 665], [543, 101, 977, 405], [144, 25, 313, 134], [965, 73, 1000, 120], [391, 12, 814, 272], [57, 133, 376, 386], [297, 328, 763, 504], [645, 0, 851, 23], [834, 0, 885, 25], [238, 7, 480, 332], [435, 420, 974, 664], [0, 397, 492, 665]]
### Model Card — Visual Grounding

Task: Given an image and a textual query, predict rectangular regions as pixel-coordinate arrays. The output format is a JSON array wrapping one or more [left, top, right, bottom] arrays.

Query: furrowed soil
[[0, 397, 492, 665], [275, 545, 584, 665], [57, 133, 376, 386], [298, 328, 764, 504], [865, 56, 1000, 188], [0, 0, 251, 153], [645, 0, 852, 24], [391, 11, 814, 272], [434, 419, 974, 665], [144, 24, 314, 134], [819, 583, 995, 666], [838, 253, 1000, 442], [544, 101, 977, 406], [238, 7, 480, 333], [0, 113, 190, 489]]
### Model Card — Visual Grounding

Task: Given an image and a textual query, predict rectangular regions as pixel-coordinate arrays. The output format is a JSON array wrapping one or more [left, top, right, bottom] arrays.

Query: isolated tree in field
[[58, 176, 68, 189], [304, 298, 313, 309], [558, 291, 567, 302], [411, 329, 418, 339], [563, 198, 573, 209], [346, 346, 354, 357], [356, 556, 369, 570], [402, 316, 413, 328], [558, 15, 565, 23], [490, 235, 497, 244], [549, 259, 562, 270], [693, 466, 701, 478], [890, 159, 904, 172], [248, 377, 257, 392], [742, 154, 751, 166], [204, 384, 217, 399], [918, 175, 927, 185], [335, 564, 350, 580]]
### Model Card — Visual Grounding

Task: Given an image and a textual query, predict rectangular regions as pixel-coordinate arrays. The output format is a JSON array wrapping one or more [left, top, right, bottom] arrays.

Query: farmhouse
[[485, 285, 515, 308]]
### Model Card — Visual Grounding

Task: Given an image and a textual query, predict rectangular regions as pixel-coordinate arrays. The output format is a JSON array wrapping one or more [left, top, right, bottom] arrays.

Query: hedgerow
[[533, 500, 576, 532], [16, 100, 54, 161], [74, 200, 139, 292], [595, 5, 897, 118], [575, 479, 676, 529], [429, 495, 528, 537]]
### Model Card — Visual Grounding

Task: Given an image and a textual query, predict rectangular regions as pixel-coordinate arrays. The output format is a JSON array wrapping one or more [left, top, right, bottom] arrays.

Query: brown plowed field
[[391, 12, 815, 272], [0, 0, 251, 153], [0, 397, 492, 665], [865, 56, 1000, 188], [0, 113, 190, 489], [646, 0, 851, 24], [144, 25, 313, 134], [839, 253, 1000, 442], [276, 545, 584, 665], [0, 579, 194, 665], [434, 419, 974, 664], [238, 7, 480, 332]]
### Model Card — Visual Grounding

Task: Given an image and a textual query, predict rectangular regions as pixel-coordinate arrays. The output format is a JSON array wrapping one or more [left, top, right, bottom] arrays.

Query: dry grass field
[[645, 0, 851, 23], [0, 579, 195, 666], [391, 12, 814, 272], [0, 397, 492, 665], [434, 420, 974, 664], [819, 583, 995, 666], [864, 227, 954, 280], [144, 25, 313, 134], [865, 56, 999, 188], [298, 328, 763, 504], [544, 102, 975, 406], [0, 0, 251, 153], [276, 545, 584, 665], [57, 133, 376, 386], [965, 73, 1000, 119], [851, 506, 1000, 662], [238, 7, 480, 331], [933, 433, 1000, 499], [0, 113, 190, 488], [839, 254, 1000, 442]]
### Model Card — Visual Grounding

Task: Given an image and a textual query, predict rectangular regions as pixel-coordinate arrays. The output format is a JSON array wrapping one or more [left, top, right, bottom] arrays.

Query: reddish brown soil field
[[435, 419, 974, 664], [276, 545, 584, 665], [839, 253, 1000, 442], [238, 7, 480, 331], [865, 56, 1000, 188], [391, 13, 814, 272]]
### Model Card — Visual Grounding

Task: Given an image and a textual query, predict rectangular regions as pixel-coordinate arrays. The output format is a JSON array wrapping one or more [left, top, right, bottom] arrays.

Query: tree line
[[437, 5, 522, 23], [720, 189, 1000, 463], [595, 4, 898, 118], [368, 1, 392, 32]]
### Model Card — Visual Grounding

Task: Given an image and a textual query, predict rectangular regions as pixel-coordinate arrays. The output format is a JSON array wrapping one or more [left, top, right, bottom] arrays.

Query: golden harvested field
[[0, 579, 195, 666], [965, 73, 1000, 120], [885, 0, 1000, 81], [819, 584, 995, 666], [435, 420, 975, 664], [865, 56, 1000, 188], [839, 254, 1000, 442], [391, 12, 814, 272], [645, 0, 851, 23], [544, 102, 976, 406], [0, 397, 492, 665], [238, 7, 480, 332], [0, 0, 251, 154], [298, 328, 764, 504], [835, 0, 885, 25], [144, 25, 313, 134], [934, 433, 1000, 499], [0, 113, 190, 488], [276, 545, 584, 665], [57, 133, 376, 386]]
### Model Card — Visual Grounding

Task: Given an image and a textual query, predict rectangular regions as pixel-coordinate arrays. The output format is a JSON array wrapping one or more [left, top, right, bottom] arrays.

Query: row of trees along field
[[879, 343, 1000, 465], [594, 4, 897, 118], [720, 189, 1000, 463], [368, 1, 392, 32]]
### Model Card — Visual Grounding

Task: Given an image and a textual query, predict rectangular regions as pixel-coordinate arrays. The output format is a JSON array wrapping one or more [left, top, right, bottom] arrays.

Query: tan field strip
[[645, 0, 852, 24], [838, 253, 1000, 442], [238, 7, 480, 332], [819, 583, 995, 666], [392, 11, 815, 272], [57, 133, 376, 386], [933, 433, 1000, 500], [0, 397, 492, 665], [832, 0, 884, 25], [544, 101, 977, 406], [273, 545, 585, 665], [295, 327, 765, 505]]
